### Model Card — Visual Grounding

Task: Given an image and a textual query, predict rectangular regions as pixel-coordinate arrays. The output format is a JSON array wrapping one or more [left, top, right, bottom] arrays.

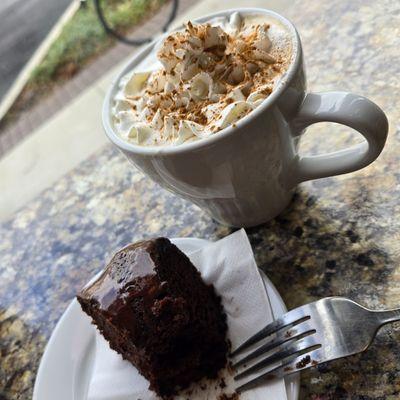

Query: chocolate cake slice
[[77, 238, 228, 397]]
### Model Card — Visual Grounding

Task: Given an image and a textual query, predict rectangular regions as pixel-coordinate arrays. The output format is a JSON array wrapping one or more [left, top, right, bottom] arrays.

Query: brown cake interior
[[77, 238, 228, 397]]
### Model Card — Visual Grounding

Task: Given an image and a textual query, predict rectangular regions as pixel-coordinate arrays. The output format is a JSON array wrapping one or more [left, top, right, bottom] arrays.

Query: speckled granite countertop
[[1, 0, 399, 399]]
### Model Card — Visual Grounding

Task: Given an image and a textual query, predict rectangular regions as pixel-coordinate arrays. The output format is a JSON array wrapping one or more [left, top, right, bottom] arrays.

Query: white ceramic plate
[[33, 238, 300, 400]]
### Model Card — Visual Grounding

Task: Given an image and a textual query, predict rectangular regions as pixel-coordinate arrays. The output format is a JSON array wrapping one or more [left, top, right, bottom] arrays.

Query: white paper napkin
[[87, 229, 288, 400]]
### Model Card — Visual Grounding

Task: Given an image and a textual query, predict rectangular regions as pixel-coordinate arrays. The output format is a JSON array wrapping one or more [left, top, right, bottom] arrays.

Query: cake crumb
[[296, 355, 311, 369]]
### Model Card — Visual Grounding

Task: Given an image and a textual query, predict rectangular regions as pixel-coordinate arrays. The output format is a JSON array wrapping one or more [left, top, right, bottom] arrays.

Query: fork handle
[[376, 309, 400, 325]]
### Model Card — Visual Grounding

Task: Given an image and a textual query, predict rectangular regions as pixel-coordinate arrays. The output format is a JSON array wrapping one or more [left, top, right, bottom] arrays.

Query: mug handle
[[289, 91, 388, 186]]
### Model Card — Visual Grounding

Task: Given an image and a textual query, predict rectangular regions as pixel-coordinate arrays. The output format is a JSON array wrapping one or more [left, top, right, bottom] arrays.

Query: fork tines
[[231, 310, 310, 357], [231, 308, 321, 393], [235, 345, 321, 393]]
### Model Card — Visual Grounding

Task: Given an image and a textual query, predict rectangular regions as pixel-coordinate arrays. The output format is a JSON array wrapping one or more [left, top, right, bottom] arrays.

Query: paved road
[[0, 0, 72, 101]]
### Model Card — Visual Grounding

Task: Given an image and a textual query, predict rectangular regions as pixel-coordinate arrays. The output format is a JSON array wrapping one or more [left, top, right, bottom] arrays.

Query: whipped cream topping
[[112, 12, 291, 146]]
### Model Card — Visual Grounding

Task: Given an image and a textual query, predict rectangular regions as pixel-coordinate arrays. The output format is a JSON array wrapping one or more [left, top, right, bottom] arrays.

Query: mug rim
[[102, 7, 301, 156]]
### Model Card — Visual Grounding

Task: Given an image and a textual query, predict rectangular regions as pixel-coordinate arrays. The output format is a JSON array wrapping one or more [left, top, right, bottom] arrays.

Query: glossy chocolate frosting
[[80, 240, 159, 310]]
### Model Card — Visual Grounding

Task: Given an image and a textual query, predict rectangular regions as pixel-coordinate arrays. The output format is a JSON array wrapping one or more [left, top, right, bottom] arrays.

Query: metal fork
[[231, 297, 400, 393]]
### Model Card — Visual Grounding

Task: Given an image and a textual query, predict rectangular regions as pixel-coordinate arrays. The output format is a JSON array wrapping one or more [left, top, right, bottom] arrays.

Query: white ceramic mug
[[103, 8, 388, 228]]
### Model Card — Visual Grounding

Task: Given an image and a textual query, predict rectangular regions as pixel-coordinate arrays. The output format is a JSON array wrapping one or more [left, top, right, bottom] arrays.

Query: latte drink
[[112, 11, 293, 147]]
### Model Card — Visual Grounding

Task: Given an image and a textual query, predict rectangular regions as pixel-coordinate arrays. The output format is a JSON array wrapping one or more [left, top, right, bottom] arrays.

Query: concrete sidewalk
[[0, 0, 291, 222]]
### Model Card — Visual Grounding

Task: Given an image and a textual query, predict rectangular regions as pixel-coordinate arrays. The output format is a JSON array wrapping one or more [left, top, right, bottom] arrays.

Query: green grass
[[31, 0, 166, 84]]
